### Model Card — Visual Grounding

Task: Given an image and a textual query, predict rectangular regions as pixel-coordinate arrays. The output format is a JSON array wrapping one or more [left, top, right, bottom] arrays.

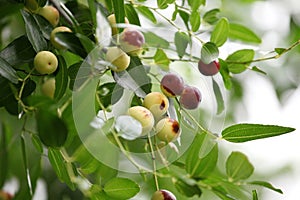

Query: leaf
[[203, 9, 220, 24], [103, 177, 140, 199], [0, 122, 9, 188], [174, 31, 190, 58], [174, 179, 202, 198], [0, 57, 19, 84], [21, 10, 47, 52], [249, 181, 283, 194], [275, 48, 286, 55], [226, 151, 254, 181], [0, 35, 35, 66], [252, 190, 258, 200], [157, 0, 175, 9], [48, 148, 76, 190], [125, 4, 140, 26], [95, 7, 111, 46], [222, 123, 295, 143], [251, 66, 267, 75], [201, 42, 219, 64], [54, 56, 68, 101], [30, 134, 43, 154], [226, 49, 255, 74], [36, 108, 68, 147], [218, 59, 232, 90], [229, 23, 261, 44], [212, 79, 225, 114], [143, 32, 169, 48], [154, 48, 170, 70], [210, 17, 229, 47], [187, 0, 205, 11], [178, 10, 189, 29], [186, 133, 218, 178], [112, 0, 125, 33], [190, 10, 201, 32], [97, 82, 124, 108], [136, 6, 157, 23]]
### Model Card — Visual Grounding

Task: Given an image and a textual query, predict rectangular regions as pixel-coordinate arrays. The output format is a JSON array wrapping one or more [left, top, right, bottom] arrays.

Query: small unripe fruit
[[37, 6, 59, 27], [143, 92, 169, 119], [106, 46, 130, 72], [107, 14, 129, 35], [34, 51, 58, 74], [160, 73, 184, 97], [151, 189, 176, 200], [198, 60, 220, 76], [24, 0, 39, 12], [156, 117, 181, 143], [50, 26, 72, 49], [128, 106, 155, 135], [41, 78, 55, 98], [179, 85, 202, 110], [120, 28, 145, 56]]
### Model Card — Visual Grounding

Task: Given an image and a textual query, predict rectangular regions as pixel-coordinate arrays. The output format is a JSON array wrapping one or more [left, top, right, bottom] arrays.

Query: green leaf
[[76, 33, 96, 54], [136, 6, 157, 23], [103, 177, 140, 199], [0, 35, 35, 66], [251, 66, 267, 75], [275, 48, 286, 55], [144, 32, 169, 48], [186, 133, 218, 178], [187, 0, 205, 11], [174, 179, 202, 198], [112, 0, 125, 33], [222, 123, 295, 143], [229, 23, 261, 44], [226, 49, 255, 74], [21, 10, 47, 52], [218, 59, 232, 90], [0, 57, 19, 84], [212, 79, 225, 114], [252, 190, 258, 200], [125, 3, 140, 26], [178, 10, 189, 29], [174, 31, 190, 58], [0, 122, 8, 188], [31, 134, 43, 154], [36, 109, 68, 147], [54, 56, 68, 101], [154, 48, 170, 70], [48, 148, 76, 190], [226, 151, 254, 181], [190, 10, 201, 32], [210, 17, 229, 47], [97, 82, 124, 108], [201, 42, 219, 64], [249, 181, 283, 194], [157, 0, 175, 9], [203, 9, 220, 24]]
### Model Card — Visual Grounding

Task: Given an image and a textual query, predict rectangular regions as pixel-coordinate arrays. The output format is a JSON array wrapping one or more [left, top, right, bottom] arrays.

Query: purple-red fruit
[[120, 28, 145, 56], [160, 73, 184, 97], [151, 189, 176, 200], [198, 60, 220, 76], [179, 85, 202, 109]]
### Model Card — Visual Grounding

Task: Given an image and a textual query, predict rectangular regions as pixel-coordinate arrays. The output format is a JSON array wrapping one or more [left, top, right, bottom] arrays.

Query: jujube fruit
[[198, 60, 220, 76], [37, 5, 59, 27], [151, 189, 176, 200], [160, 73, 184, 97], [143, 92, 169, 119], [128, 106, 155, 135], [179, 85, 202, 110], [50, 26, 72, 49], [156, 117, 181, 143], [107, 14, 129, 35], [120, 28, 145, 56], [34, 51, 58, 74], [106, 46, 130, 72], [24, 0, 39, 12], [41, 78, 55, 99]]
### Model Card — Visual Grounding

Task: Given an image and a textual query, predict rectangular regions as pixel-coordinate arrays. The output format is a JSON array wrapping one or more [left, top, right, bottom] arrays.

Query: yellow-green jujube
[[41, 78, 56, 99], [37, 5, 59, 27], [106, 46, 130, 72], [107, 14, 129, 35], [50, 26, 72, 49], [128, 106, 155, 136], [34, 51, 58, 74]]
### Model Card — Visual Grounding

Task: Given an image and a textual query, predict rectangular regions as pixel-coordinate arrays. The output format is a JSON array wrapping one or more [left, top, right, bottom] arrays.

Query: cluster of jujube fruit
[[160, 73, 202, 110], [105, 14, 145, 72]]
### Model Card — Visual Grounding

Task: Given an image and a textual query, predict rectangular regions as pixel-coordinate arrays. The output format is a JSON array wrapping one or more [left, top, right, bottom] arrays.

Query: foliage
[[0, 0, 297, 199]]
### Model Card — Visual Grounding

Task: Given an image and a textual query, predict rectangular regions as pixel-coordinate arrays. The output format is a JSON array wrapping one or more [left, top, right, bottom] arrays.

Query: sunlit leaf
[[229, 23, 261, 44], [249, 181, 283, 194], [203, 9, 220, 24], [104, 177, 140, 199], [144, 32, 169, 48], [125, 4, 140, 26], [190, 10, 201, 32], [226, 49, 254, 74], [154, 48, 170, 70], [136, 6, 157, 23], [222, 123, 295, 143], [218, 59, 232, 90], [210, 17, 229, 47]]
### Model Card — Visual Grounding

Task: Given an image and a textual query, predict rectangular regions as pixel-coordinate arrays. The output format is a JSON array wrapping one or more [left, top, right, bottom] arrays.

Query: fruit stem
[[147, 133, 160, 191]]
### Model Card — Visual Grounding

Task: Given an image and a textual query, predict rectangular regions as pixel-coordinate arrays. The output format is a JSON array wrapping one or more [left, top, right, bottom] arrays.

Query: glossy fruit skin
[[143, 92, 169, 120], [24, 0, 39, 12], [107, 14, 129, 35], [34, 51, 58, 74], [179, 85, 202, 110], [120, 28, 145, 56], [160, 73, 184, 97], [50, 26, 72, 49], [198, 60, 220, 76], [128, 106, 155, 135], [106, 46, 130, 72], [37, 6, 59, 27], [41, 78, 55, 99], [156, 117, 181, 143], [151, 189, 177, 200]]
